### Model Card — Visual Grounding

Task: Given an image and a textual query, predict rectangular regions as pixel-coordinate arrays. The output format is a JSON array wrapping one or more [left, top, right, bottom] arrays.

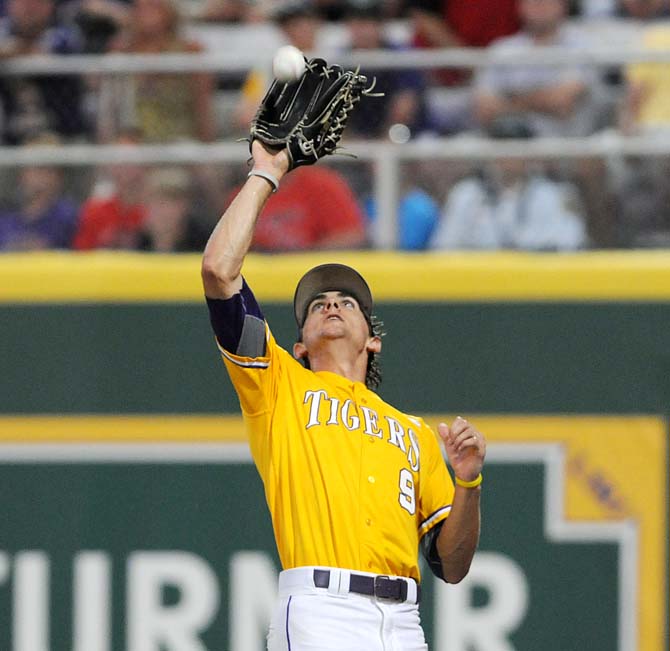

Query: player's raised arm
[[201, 141, 289, 299]]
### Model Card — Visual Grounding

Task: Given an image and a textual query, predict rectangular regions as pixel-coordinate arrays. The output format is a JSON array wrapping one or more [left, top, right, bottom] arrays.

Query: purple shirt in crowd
[[0, 198, 79, 250]]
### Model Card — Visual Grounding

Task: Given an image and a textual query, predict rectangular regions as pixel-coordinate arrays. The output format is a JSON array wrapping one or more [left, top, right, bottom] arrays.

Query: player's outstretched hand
[[438, 417, 486, 484]]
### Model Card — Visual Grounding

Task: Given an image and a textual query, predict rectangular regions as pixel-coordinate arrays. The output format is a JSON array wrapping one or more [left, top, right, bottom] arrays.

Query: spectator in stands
[[191, 0, 249, 23], [621, 21, 670, 134], [365, 186, 440, 250], [410, 0, 519, 50], [310, 0, 404, 20], [245, 164, 367, 252], [310, 0, 347, 20], [429, 117, 588, 251], [343, 0, 431, 140], [614, 9, 670, 246], [473, 0, 604, 138], [136, 166, 210, 251], [0, 0, 88, 144], [65, 0, 132, 53], [613, 152, 670, 246], [271, 0, 321, 52], [408, 0, 519, 96], [73, 129, 148, 249], [579, 0, 670, 18], [0, 132, 79, 250], [97, 0, 215, 143], [233, 1, 324, 133], [618, 0, 670, 19], [620, 0, 670, 133]]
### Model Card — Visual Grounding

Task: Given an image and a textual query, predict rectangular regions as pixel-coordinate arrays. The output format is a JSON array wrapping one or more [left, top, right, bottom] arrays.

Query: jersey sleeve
[[217, 323, 292, 479], [417, 419, 455, 540], [216, 323, 283, 418], [206, 277, 281, 417], [206, 278, 265, 356]]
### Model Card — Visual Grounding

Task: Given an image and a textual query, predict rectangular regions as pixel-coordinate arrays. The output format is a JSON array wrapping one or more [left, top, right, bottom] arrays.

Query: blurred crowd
[[2, 0, 670, 252]]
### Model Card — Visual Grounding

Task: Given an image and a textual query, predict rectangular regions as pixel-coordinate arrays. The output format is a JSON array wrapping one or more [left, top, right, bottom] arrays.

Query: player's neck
[[307, 341, 368, 386]]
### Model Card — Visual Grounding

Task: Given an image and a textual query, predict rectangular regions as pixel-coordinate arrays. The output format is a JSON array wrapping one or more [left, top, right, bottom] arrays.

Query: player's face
[[301, 291, 371, 348]]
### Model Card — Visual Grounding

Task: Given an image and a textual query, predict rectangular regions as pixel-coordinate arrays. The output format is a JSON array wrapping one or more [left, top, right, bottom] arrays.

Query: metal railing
[[5, 45, 670, 76]]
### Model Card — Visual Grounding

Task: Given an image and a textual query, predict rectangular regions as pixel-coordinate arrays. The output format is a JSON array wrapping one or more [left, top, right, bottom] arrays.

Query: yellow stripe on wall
[[0, 415, 246, 442], [2, 250, 670, 302]]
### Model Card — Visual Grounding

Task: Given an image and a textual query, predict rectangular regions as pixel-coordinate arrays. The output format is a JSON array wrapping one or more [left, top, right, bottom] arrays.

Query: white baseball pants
[[267, 566, 428, 651]]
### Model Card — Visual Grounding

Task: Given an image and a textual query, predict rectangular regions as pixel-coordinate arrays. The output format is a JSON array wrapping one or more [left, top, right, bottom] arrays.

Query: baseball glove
[[250, 57, 376, 169]]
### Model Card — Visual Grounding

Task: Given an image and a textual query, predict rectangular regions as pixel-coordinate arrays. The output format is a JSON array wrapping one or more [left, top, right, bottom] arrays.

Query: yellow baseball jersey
[[218, 324, 454, 582]]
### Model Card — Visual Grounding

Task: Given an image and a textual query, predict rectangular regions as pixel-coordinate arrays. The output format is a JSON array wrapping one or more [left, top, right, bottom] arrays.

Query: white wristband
[[247, 169, 279, 193]]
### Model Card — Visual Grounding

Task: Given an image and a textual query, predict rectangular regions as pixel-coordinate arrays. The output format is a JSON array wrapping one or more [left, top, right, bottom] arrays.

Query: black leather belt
[[313, 569, 420, 603]]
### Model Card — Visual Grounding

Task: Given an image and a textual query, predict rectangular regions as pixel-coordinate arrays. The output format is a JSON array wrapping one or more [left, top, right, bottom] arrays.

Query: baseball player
[[201, 140, 486, 651]]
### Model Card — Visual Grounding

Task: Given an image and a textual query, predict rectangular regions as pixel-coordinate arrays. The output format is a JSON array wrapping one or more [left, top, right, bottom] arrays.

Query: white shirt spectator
[[429, 173, 587, 251], [475, 26, 602, 137]]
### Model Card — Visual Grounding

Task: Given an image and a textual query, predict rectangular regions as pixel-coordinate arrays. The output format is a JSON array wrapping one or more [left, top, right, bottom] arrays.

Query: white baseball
[[272, 45, 306, 83]]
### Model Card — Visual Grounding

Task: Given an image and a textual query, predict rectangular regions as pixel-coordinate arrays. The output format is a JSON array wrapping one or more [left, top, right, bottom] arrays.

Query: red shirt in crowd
[[414, 0, 520, 48], [248, 166, 367, 252], [73, 196, 147, 250], [413, 0, 520, 85], [448, 0, 519, 47]]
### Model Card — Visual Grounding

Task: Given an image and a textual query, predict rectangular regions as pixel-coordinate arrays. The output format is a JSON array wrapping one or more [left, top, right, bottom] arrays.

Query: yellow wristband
[[455, 473, 483, 488]]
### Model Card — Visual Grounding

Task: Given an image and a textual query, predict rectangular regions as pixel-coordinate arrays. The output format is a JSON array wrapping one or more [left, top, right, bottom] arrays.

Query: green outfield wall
[[2, 301, 670, 414], [0, 252, 667, 651]]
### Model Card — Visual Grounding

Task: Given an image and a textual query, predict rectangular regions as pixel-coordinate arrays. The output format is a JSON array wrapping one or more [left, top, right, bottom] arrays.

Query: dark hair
[[365, 315, 385, 390], [297, 313, 385, 391]]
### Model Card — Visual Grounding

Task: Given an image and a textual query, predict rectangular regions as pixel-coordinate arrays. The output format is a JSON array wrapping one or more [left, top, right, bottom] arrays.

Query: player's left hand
[[438, 417, 486, 484]]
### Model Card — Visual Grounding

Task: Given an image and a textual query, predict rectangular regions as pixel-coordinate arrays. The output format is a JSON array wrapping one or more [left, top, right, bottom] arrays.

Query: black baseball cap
[[293, 263, 374, 328]]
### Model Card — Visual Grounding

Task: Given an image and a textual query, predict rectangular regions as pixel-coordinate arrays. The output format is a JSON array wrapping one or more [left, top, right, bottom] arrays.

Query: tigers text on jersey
[[218, 325, 454, 581]]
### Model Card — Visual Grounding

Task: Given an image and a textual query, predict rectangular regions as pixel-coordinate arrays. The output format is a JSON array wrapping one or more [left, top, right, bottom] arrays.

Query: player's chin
[[318, 327, 347, 339], [317, 321, 351, 338]]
